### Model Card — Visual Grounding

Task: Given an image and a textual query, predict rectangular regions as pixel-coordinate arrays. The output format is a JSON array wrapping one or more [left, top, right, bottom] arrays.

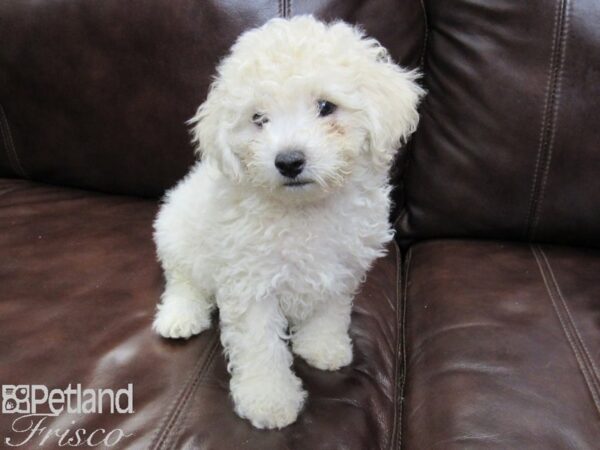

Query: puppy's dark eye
[[317, 100, 337, 117], [252, 113, 269, 128]]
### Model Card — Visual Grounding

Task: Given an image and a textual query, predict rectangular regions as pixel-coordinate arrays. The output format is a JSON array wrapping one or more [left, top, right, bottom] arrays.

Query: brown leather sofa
[[1, 0, 599, 449]]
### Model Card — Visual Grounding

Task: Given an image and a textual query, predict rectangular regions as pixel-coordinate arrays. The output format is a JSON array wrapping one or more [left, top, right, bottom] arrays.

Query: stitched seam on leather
[[532, 245, 600, 418], [525, 0, 560, 238], [388, 240, 402, 449], [149, 335, 219, 450], [540, 249, 600, 394], [525, 0, 568, 240], [531, 1, 570, 236], [165, 338, 220, 450], [392, 0, 428, 232], [0, 104, 27, 178], [396, 247, 412, 450], [170, 340, 221, 449], [160, 338, 220, 450], [418, 0, 428, 70], [524, 0, 561, 238]]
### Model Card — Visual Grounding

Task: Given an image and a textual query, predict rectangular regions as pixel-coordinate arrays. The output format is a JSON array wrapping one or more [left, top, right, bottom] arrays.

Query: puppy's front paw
[[231, 371, 307, 429], [293, 332, 353, 371], [152, 297, 211, 339]]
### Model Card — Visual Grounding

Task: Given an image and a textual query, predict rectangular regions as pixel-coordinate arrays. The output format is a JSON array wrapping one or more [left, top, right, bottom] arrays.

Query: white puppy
[[153, 15, 424, 429]]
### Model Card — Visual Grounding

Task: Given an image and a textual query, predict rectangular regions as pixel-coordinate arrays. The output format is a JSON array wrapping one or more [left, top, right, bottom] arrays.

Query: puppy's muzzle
[[275, 150, 305, 179]]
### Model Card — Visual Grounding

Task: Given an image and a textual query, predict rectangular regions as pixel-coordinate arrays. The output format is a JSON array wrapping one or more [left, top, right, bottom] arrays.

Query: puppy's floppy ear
[[360, 45, 425, 170], [188, 82, 243, 181]]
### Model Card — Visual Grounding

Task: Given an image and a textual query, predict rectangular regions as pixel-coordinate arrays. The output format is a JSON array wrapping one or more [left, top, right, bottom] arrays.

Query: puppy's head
[[190, 16, 424, 201]]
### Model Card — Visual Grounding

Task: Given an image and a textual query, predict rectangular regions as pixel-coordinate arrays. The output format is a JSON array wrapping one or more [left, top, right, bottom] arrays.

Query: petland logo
[[2, 384, 134, 447]]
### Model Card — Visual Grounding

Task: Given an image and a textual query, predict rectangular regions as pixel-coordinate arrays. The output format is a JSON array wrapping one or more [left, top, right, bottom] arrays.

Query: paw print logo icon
[[2, 385, 30, 414]]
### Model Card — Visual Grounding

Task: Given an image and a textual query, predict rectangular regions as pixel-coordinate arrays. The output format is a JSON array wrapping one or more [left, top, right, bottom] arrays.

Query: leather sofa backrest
[[0, 0, 424, 197], [396, 0, 600, 247]]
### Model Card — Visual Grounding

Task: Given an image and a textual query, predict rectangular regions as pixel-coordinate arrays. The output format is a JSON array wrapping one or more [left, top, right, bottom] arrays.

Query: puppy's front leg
[[153, 270, 214, 339], [291, 297, 353, 371], [219, 297, 306, 429]]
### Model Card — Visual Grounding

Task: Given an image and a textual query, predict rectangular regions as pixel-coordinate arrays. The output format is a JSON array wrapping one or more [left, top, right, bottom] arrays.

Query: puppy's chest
[[217, 195, 389, 294], [233, 214, 357, 272], [254, 220, 359, 305]]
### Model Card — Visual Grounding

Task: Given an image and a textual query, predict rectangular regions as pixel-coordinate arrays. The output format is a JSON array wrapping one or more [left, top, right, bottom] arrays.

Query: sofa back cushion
[[0, 0, 424, 197], [396, 0, 600, 247]]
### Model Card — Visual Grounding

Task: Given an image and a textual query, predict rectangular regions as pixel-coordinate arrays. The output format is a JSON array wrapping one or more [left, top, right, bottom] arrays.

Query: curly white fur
[[153, 16, 424, 429]]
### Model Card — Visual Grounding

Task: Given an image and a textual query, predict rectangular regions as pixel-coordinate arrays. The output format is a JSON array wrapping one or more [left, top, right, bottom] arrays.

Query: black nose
[[275, 150, 305, 178]]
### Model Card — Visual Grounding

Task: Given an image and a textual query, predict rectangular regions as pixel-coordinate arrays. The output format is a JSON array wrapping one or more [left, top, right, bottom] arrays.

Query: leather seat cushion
[[0, 178, 403, 449], [401, 239, 600, 449]]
